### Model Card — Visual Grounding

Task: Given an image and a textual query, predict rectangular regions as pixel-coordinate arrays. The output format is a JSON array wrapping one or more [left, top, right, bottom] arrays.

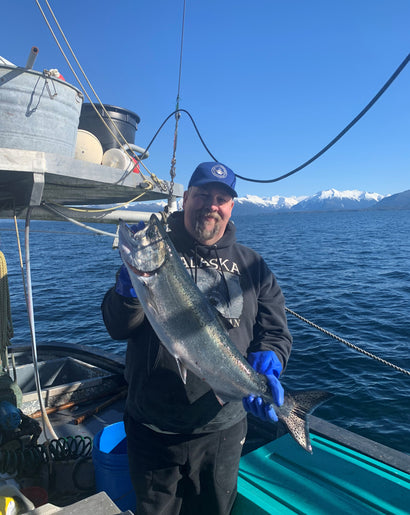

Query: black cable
[[236, 52, 410, 184], [143, 108, 218, 162], [144, 53, 409, 185]]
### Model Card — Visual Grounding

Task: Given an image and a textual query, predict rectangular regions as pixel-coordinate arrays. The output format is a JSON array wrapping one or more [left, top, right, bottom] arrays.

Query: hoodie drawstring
[[212, 245, 232, 308]]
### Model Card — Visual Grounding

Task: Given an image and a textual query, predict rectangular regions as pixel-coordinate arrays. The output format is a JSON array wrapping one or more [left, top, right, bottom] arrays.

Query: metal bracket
[[30, 172, 45, 206]]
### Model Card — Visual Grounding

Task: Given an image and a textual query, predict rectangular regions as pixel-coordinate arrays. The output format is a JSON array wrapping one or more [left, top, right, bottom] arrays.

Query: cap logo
[[211, 164, 228, 180]]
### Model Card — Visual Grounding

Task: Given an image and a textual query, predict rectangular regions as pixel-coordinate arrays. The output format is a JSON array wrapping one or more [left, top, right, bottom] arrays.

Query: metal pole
[[25, 47, 39, 69]]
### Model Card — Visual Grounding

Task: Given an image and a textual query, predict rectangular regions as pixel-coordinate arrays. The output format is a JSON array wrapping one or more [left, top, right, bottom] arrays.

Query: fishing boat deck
[[245, 415, 410, 475], [234, 423, 410, 515], [3, 343, 409, 514], [0, 147, 183, 219], [11, 343, 126, 438], [3, 344, 128, 510]]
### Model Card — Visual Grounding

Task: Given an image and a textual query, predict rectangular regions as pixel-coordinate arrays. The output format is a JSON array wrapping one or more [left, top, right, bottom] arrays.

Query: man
[[101, 162, 292, 514]]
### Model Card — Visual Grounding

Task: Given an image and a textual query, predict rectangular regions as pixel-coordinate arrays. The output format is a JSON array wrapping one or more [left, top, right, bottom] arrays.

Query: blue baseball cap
[[188, 162, 238, 197]]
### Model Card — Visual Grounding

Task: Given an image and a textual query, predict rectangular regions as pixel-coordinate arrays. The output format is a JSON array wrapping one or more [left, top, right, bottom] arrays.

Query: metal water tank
[[0, 66, 83, 156]]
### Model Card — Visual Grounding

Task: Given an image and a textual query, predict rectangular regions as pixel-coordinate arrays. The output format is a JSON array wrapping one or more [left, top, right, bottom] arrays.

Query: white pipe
[[9, 206, 161, 225], [122, 143, 149, 160]]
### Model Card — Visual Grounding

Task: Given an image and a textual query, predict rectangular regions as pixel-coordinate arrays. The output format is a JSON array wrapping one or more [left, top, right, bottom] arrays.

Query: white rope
[[42, 203, 116, 237], [24, 208, 58, 440]]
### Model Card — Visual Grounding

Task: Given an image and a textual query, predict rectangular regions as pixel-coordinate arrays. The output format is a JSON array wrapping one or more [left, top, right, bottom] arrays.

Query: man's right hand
[[115, 264, 137, 298], [115, 221, 146, 298]]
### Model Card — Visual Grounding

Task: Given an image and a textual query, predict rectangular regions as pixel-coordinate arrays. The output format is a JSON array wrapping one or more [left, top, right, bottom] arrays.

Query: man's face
[[183, 185, 234, 245]]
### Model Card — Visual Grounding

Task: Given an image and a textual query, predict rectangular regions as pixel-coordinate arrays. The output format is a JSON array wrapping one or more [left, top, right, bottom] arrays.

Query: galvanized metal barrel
[[0, 66, 83, 156]]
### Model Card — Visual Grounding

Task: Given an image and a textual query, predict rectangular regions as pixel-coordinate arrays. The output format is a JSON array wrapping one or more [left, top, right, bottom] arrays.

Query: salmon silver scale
[[118, 215, 332, 453]]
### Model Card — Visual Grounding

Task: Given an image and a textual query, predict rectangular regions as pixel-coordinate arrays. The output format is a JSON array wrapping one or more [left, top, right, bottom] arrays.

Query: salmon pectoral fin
[[175, 358, 188, 384]]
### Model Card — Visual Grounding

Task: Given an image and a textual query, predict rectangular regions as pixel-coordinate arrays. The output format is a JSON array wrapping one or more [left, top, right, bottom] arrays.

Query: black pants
[[124, 414, 247, 515]]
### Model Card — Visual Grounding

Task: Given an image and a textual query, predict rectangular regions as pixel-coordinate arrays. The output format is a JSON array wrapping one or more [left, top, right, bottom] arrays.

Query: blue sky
[[2, 1, 409, 197]]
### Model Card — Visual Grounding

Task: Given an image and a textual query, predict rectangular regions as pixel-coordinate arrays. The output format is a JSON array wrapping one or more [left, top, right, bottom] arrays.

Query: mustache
[[199, 210, 221, 221]]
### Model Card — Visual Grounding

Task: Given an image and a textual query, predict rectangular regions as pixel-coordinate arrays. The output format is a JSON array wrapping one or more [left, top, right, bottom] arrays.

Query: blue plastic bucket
[[92, 421, 136, 512]]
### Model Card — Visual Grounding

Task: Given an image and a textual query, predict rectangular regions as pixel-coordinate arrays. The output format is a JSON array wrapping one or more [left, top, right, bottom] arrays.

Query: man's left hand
[[242, 351, 284, 422]]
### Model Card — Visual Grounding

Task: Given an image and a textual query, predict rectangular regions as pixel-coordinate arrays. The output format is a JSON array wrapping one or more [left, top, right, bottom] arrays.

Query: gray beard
[[193, 217, 221, 243]]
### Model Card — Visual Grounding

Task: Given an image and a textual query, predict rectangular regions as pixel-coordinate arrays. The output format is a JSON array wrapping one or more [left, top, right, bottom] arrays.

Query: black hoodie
[[101, 211, 292, 433]]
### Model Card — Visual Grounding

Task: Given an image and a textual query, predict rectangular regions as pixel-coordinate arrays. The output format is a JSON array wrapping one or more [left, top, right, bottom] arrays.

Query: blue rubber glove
[[247, 350, 283, 378], [0, 401, 21, 431], [115, 221, 145, 298], [115, 264, 137, 298], [242, 351, 284, 422]]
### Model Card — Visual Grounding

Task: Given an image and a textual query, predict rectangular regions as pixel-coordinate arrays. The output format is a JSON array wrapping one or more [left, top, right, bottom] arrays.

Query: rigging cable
[[43, 185, 152, 213], [42, 203, 116, 237], [286, 307, 410, 377], [35, 0, 158, 188], [168, 0, 187, 205]]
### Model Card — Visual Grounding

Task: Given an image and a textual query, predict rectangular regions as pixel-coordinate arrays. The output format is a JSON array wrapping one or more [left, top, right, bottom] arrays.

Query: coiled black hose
[[47, 435, 93, 461], [0, 435, 93, 476]]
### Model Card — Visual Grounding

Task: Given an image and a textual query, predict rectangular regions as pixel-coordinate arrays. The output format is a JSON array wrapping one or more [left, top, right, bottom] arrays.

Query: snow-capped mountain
[[236, 194, 308, 211], [126, 188, 391, 214], [290, 189, 385, 212], [233, 189, 386, 214]]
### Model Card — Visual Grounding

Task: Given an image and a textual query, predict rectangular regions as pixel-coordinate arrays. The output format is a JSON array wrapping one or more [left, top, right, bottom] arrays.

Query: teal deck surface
[[233, 433, 410, 514]]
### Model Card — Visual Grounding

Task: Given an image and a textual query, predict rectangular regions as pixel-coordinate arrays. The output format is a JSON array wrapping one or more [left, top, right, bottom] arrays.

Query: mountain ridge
[[235, 188, 386, 213], [126, 188, 410, 213]]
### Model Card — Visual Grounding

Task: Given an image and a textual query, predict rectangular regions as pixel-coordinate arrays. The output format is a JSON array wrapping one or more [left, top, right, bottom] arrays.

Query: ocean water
[[0, 209, 409, 454]]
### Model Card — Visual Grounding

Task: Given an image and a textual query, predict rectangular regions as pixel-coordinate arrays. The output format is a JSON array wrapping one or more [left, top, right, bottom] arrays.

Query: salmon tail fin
[[280, 390, 334, 454]]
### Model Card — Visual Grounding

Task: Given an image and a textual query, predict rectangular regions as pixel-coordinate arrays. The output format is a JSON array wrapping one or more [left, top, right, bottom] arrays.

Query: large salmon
[[118, 215, 332, 453]]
